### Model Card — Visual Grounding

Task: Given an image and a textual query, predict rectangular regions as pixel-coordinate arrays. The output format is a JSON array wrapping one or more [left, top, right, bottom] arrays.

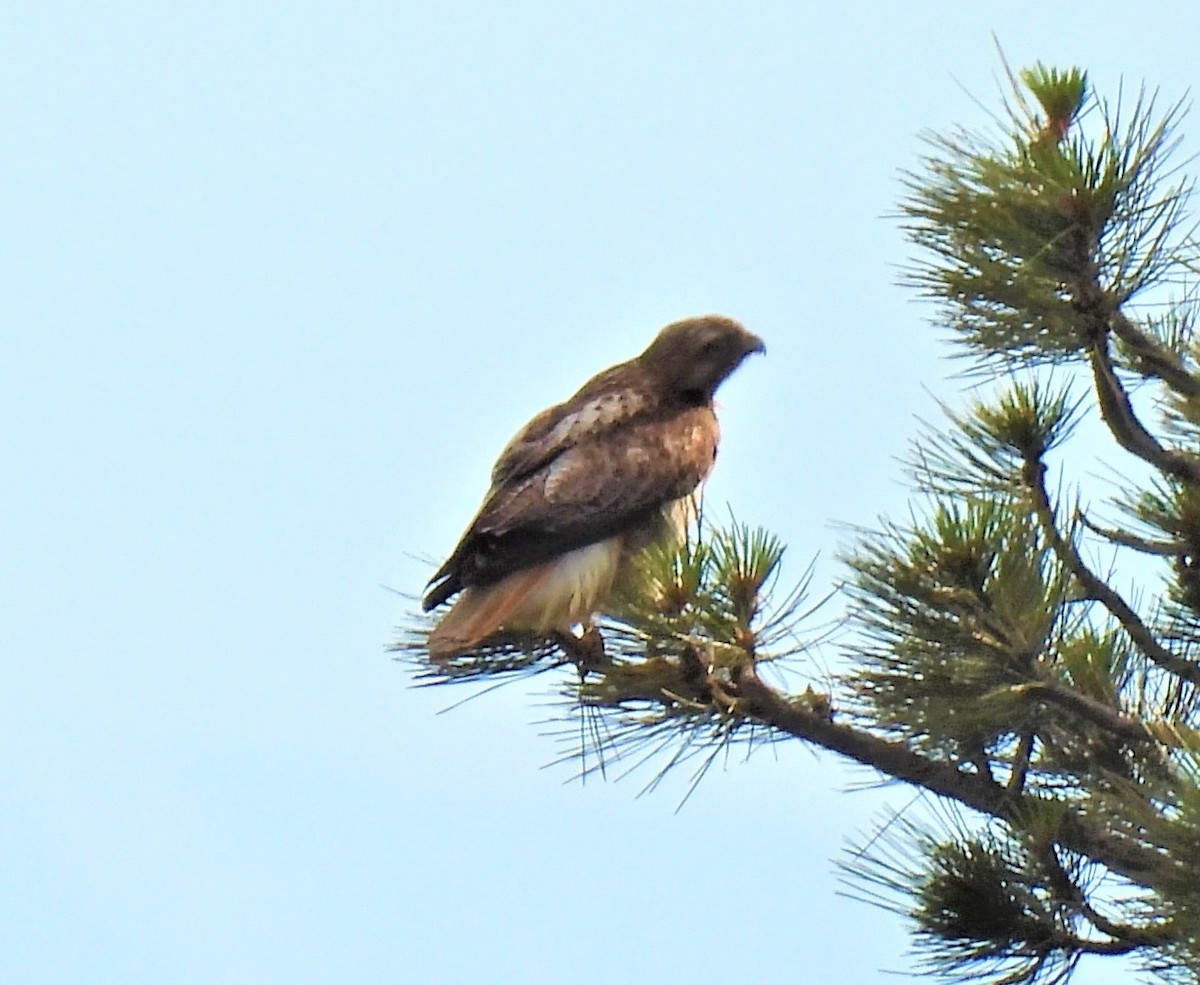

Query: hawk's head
[[640, 315, 765, 402]]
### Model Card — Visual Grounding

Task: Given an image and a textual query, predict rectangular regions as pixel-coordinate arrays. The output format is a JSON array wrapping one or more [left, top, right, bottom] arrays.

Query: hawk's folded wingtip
[[422, 574, 458, 612]]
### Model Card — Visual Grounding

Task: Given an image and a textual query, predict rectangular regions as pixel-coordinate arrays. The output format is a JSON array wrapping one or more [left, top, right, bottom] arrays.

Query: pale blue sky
[[4, 4, 1194, 983]]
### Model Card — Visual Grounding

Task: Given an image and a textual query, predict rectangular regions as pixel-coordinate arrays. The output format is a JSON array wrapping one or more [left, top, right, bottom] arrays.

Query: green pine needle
[[900, 65, 1192, 367], [1020, 64, 1088, 143]]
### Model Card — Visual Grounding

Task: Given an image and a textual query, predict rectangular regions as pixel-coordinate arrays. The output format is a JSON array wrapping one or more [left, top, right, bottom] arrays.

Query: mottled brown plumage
[[424, 314, 763, 658]]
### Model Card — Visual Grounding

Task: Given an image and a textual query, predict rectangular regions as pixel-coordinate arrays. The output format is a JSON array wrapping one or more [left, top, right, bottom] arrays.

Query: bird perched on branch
[[423, 314, 764, 660]]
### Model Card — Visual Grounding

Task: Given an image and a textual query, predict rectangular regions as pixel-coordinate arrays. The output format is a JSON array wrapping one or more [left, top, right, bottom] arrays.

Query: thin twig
[[1075, 507, 1183, 556]]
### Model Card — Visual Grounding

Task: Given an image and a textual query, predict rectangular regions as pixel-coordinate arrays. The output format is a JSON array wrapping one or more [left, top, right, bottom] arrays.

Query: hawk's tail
[[425, 565, 555, 661], [424, 538, 625, 661]]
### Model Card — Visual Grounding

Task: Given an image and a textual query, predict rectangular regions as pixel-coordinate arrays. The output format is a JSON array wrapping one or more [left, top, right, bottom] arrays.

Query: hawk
[[423, 314, 764, 659]]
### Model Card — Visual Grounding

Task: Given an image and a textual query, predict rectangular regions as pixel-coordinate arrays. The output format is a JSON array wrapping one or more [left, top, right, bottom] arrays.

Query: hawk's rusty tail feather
[[425, 564, 556, 660]]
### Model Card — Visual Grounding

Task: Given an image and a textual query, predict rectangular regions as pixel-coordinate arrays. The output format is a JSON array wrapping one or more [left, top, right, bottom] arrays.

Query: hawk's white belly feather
[[504, 537, 625, 630]]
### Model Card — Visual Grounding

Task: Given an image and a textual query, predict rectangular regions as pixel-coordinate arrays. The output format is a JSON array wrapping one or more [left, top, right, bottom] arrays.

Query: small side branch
[[1008, 729, 1036, 793], [1089, 337, 1200, 484], [1024, 458, 1200, 686], [1110, 310, 1200, 400], [1015, 680, 1151, 743], [1037, 841, 1173, 953]]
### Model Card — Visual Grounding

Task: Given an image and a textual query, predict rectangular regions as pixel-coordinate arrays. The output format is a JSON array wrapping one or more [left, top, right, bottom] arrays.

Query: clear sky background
[[4, 3, 1196, 983]]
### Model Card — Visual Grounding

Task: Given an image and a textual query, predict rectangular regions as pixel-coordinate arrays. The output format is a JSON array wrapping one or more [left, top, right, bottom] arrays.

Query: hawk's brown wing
[[422, 405, 717, 610], [488, 362, 650, 487]]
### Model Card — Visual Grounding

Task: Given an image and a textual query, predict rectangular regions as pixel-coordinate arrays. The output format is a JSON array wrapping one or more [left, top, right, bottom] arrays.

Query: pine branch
[[406, 59, 1200, 985], [729, 663, 1172, 887], [733, 662, 1009, 809]]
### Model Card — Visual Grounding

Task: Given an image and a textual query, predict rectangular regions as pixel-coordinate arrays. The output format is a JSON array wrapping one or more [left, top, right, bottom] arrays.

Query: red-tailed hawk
[[423, 314, 764, 659]]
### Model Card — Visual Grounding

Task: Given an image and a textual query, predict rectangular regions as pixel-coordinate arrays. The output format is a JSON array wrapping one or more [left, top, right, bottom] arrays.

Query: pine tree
[[400, 60, 1200, 984]]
